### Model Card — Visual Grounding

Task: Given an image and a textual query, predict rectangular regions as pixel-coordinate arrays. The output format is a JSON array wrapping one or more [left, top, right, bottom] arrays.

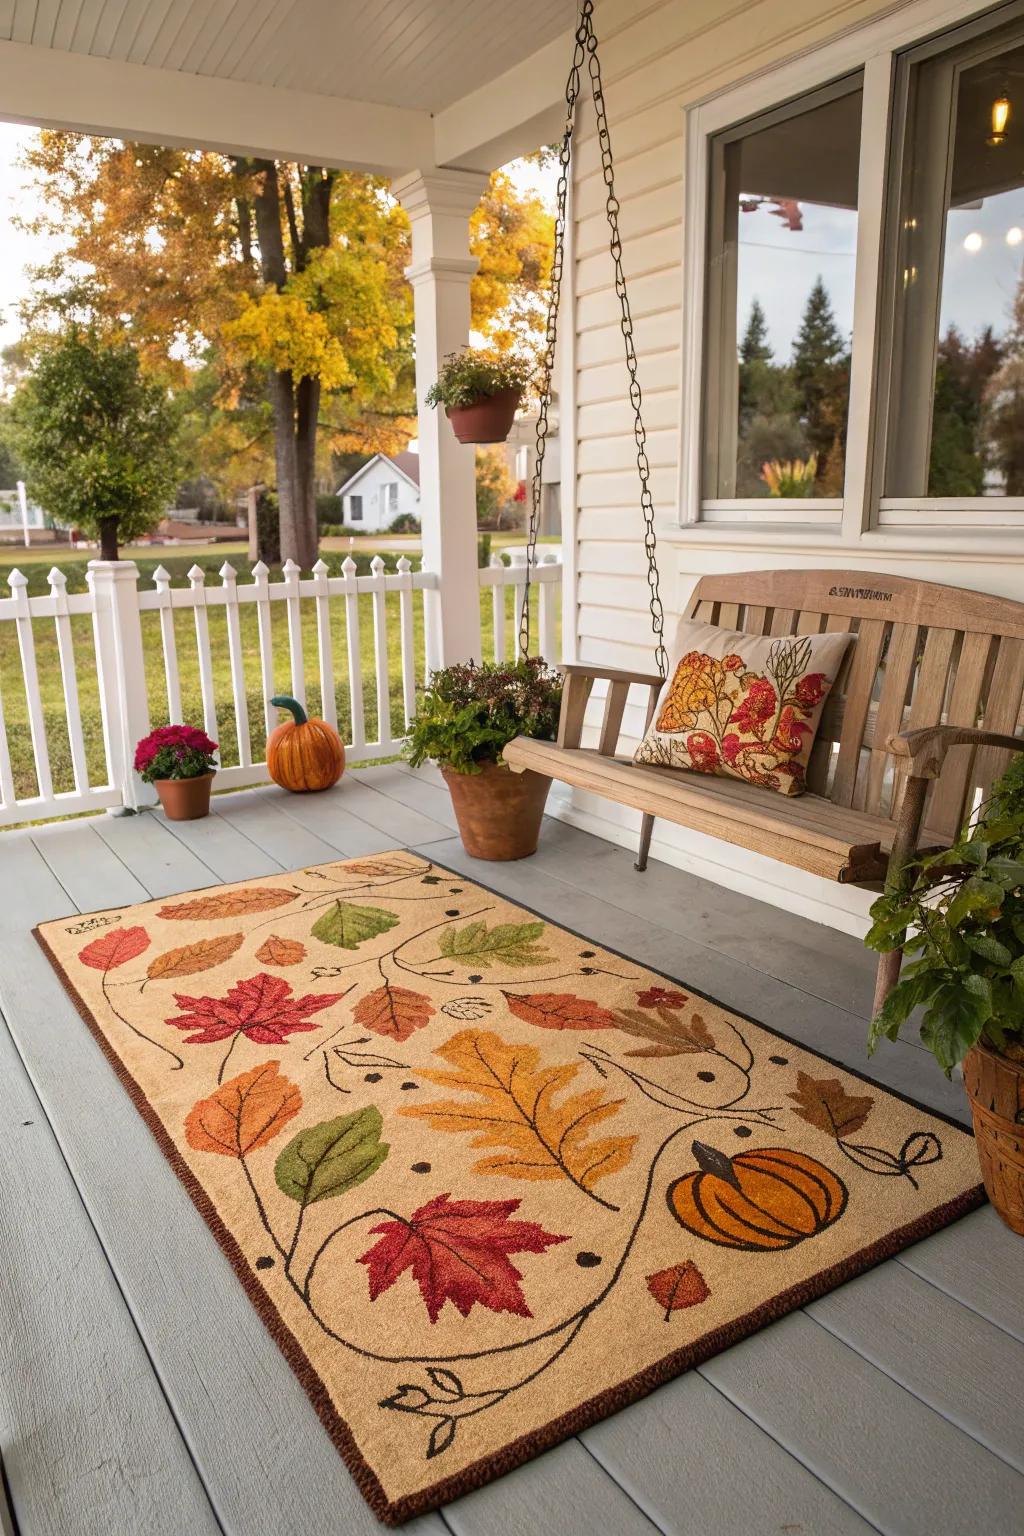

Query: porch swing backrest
[[504, 566, 1024, 885]]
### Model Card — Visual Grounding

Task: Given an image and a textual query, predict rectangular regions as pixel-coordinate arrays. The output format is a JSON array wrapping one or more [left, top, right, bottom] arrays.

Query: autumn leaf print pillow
[[633, 619, 853, 796]]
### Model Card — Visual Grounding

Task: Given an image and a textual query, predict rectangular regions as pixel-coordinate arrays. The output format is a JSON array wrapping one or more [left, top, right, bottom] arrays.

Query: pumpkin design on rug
[[36, 854, 982, 1525]]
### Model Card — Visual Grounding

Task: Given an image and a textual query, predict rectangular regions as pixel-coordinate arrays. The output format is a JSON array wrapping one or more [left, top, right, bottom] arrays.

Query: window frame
[[678, 0, 1024, 537], [347, 493, 364, 522]]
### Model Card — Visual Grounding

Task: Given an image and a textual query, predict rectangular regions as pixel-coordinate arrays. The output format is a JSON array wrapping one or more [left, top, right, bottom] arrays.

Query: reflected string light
[[1007, 226, 1023, 246], [963, 231, 983, 252]]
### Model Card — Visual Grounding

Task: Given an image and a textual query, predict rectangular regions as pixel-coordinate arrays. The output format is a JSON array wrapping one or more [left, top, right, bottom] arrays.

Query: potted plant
[[135, 725, 219, 821], [425, 349, 532, 445], [867, 754, 1024, 1232], [406, 658, 562, 859]]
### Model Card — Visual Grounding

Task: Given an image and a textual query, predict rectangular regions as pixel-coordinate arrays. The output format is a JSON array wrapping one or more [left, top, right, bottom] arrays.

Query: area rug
[[36, 852, 983, 1524]]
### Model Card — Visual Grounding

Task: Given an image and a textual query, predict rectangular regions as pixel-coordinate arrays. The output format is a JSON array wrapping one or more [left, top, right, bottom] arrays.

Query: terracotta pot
[[441, 762, 551, 860], [154, 772, 215, 822], [445, 388, 521, 444], [963, 1040, 1024, 1234]]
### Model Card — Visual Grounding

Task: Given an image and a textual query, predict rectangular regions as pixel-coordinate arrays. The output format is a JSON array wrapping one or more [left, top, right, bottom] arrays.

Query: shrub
[[406, 657, 562, 775], [388, 512, 421, 534]]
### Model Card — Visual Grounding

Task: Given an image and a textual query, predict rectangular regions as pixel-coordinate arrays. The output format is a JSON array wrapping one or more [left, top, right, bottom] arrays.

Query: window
[[884, 9, 1024, 504], [683, 0, 1024, 535], [348, 494, 363, 522], [703, 76, 863, 508], [384, 481, 399, 516]]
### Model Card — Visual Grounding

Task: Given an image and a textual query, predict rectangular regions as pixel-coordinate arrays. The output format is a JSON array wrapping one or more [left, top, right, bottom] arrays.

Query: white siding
[[565, 0, 1024, 935]]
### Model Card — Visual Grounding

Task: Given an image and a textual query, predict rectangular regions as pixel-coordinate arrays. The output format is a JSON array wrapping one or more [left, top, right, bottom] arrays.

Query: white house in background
[[336, 451, 420, 532]]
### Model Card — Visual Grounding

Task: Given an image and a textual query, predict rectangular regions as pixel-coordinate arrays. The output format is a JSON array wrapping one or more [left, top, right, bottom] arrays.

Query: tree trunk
[[98, 515, 119, 560], [268, 369, 301, 564], [295, 373, 321, 570], [249, 159, 335, 570]]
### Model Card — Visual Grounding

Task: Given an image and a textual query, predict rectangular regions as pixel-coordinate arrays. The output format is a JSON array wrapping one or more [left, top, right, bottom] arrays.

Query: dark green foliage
[[256, 487, 281, 565], [791, 275, 850, 488], [317, 492, 342, 527], [425, 349, 532, 410], [9, 325, 180, 557], [739, 298, 773, 365], [928, 326, 1002, 496], [388, 512, 421, 534], [477, 533, 492, 568], [406, 657, 562, 774], [866, 758, 1024, 1075]]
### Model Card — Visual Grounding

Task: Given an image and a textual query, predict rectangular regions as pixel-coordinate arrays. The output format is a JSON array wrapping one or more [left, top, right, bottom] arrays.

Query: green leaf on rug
[[275, 1106, 389, 1205], [438, 919, 553, 969], [311, 901, 401, 949]]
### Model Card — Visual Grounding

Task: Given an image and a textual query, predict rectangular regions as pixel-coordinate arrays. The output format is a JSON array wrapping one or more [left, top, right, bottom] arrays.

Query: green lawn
[[0, 548, 561, 806]]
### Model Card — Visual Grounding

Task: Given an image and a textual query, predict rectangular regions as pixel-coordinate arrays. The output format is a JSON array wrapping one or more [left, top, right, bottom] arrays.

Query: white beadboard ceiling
[[2, 0, 577, 113]]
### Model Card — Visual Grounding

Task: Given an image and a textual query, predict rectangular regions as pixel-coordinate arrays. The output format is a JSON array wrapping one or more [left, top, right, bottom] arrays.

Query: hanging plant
[[425, 349, 532, 445]]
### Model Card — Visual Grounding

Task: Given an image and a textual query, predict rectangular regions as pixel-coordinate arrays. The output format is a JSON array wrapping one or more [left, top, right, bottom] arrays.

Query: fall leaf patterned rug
[[36, 852, 983, 1524]]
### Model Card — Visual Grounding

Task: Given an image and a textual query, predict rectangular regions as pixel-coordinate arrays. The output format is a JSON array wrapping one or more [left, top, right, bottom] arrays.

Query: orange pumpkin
[[667, 1140, 847, 1251], [266, 695, 345, 793]]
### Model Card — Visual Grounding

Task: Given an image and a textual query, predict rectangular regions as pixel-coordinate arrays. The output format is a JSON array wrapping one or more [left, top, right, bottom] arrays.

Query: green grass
[[0, 548, 561, 810]]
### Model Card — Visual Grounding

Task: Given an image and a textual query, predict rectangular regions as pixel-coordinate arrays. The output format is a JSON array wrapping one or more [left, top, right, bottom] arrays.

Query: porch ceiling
[[0, 0, 576, 173]]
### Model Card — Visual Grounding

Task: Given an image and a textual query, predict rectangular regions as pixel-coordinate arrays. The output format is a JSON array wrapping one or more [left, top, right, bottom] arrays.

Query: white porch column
[[393, 168, 489, 665]]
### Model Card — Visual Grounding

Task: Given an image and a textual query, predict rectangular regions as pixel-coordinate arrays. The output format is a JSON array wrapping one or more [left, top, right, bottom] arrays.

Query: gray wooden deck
[[1, 764, 1022, 1536]]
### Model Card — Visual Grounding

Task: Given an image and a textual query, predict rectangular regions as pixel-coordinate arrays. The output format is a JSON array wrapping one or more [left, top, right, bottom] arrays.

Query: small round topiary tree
[[10, 325, 180, 560]]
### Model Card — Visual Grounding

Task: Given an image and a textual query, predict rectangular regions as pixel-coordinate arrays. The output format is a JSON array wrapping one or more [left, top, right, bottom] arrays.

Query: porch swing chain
[[518, 0, 669, 680]]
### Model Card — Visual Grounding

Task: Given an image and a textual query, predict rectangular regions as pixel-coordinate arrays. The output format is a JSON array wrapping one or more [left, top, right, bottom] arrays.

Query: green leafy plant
[[867, 755, 1024, 1075], [425, 349, 532, 410], [405, 657, 562, 774]]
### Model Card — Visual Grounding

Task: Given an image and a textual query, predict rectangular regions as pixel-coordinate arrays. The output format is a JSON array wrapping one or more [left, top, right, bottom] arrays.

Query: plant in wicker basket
[[867, 754, 1024, 1232]]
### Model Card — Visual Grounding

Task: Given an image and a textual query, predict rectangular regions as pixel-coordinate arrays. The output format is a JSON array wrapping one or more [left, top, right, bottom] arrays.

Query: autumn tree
[[10, 325, 179, 558], [20, 136, 554, 568]]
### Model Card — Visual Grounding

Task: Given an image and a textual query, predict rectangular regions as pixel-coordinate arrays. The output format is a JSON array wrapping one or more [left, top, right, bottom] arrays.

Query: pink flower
[[134, 725, 218, 772]]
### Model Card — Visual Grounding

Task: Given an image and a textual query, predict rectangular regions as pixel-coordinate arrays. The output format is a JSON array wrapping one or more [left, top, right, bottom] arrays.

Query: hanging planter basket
[[446, 388, 523, 445]]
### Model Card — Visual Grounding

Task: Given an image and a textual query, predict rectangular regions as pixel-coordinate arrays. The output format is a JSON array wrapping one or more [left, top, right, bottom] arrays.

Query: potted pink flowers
[[135, 725, 218, 820]]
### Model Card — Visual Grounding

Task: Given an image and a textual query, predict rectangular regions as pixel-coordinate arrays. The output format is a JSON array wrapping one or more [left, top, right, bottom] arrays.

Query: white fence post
[[489, 552, 506, 662], [88, 560, 153, 810]]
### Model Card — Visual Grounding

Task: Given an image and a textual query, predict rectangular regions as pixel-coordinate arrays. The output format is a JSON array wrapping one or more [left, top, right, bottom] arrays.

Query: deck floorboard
[[2, 772, 1021, 1536]]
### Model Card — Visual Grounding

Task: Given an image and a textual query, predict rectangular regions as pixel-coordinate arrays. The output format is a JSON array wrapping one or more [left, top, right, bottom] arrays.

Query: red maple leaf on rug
[[166, 973, 342, 1046], [358, 1193, 568, 1323]]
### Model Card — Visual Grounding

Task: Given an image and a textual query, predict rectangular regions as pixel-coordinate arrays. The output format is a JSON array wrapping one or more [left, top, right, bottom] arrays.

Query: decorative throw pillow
[[633, 619, 853, 796]]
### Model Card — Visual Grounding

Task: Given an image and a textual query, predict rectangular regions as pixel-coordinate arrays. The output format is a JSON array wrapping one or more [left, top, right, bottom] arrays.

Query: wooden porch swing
[[503, 2, 1024, 1013]]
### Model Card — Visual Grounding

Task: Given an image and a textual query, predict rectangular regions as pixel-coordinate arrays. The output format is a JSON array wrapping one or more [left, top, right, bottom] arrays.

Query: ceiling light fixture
[[989, 92, 1011, 146]]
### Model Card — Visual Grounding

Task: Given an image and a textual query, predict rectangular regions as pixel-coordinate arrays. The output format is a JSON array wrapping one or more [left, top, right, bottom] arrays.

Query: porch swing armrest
[[559, 663, 666, 689], [556, 665, 665, 753], [888, 725, 1024, 781]]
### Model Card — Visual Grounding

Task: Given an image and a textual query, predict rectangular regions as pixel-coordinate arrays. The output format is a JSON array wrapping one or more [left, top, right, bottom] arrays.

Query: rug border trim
[[33, 850, 986, 1526]]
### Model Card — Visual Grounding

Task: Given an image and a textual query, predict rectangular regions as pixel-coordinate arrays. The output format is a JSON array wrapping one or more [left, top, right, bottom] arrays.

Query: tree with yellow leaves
[[20, 137, 552, 566]]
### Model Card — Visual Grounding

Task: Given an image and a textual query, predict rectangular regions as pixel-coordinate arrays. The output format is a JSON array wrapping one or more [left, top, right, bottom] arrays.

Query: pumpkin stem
[[270, 694, 308, 726], [691, 1140, 741, 1188]]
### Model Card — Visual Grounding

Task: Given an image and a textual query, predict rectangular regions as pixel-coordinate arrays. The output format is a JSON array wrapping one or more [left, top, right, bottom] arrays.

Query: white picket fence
[[0, 550, 562, 829]]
